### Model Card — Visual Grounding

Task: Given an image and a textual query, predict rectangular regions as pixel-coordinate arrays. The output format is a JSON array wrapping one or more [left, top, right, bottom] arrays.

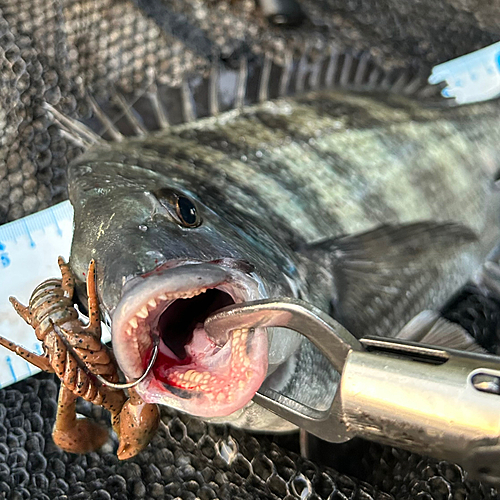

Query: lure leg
[[116, 387, 160, 460], [9, 297, 31, 325], [0, 336, 53, 372], [94, 386, 127, 436], [85, 259, 102, 340], [57, 256, 75, 300], [52, 385, 109, 454]]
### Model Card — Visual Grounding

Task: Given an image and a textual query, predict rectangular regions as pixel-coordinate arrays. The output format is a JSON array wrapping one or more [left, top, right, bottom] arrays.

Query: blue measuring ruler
[[0, 202, 111, 389]]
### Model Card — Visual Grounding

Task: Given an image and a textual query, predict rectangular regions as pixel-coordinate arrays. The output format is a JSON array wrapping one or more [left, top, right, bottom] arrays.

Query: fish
[[4, 0, 500, 494], [60, 53, 500, 431]]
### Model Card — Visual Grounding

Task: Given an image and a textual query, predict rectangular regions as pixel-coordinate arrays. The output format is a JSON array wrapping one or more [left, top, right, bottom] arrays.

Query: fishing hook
[[52, 321, 159, 390]]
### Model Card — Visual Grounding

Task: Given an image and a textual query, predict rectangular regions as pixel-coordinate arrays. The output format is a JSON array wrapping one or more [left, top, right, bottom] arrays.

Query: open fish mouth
[[111, 262, 268, 417]]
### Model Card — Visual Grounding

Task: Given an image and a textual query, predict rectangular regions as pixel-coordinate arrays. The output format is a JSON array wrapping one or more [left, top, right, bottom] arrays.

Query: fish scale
[[71, 91, 496, 241]]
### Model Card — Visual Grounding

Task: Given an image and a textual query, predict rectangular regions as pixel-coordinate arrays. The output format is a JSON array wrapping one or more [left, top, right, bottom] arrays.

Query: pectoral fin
[[397, 310, 485, 352], [302, 222, 478, 338]]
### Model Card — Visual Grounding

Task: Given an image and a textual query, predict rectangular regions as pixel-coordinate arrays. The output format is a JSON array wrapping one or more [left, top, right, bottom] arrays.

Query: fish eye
[[153, 188, 202, 228], [176, 196, 200, 227]]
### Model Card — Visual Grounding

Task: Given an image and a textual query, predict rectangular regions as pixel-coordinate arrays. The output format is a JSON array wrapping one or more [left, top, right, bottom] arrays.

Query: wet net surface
[[0, 375, 388, 500], [1, 282, 500, 499], [0, 370, 497, 500]]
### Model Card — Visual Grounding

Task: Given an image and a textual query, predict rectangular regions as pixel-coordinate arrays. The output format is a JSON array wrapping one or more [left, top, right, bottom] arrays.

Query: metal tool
[[204, 297, 500, 484]]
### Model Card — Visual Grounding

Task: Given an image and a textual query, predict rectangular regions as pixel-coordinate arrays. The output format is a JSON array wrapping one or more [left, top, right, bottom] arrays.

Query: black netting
[[441, 284, 500, 354]]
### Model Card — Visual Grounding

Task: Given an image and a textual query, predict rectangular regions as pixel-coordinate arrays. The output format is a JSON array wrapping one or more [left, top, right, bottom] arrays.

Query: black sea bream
[[67, 81, 500, 429]]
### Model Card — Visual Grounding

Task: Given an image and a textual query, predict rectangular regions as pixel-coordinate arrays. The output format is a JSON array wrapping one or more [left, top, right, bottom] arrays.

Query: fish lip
[[111, 260, 268, 417]]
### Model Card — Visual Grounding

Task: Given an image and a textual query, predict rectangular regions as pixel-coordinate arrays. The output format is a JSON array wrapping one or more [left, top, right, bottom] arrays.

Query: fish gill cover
[[1, 0, 500, 499]]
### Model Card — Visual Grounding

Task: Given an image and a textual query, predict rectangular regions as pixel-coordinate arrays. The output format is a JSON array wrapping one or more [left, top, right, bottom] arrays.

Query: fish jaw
[[111, 263, 268, 417]]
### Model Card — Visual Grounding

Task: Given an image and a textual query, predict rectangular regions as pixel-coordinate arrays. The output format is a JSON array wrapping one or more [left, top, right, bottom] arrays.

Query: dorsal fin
[[46, 47, 438, 146], [43, 103, 103, 148]]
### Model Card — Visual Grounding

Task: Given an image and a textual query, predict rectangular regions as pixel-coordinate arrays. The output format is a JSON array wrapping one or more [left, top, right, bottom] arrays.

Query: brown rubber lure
[[3, 257, 160, 459]]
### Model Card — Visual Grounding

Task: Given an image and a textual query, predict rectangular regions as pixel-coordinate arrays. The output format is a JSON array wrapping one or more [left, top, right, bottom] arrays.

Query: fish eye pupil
[[177, 196, 198, 227], [153, 188, 201, 227]]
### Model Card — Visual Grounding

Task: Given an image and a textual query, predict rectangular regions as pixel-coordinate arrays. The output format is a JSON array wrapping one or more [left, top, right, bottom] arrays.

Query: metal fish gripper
[[204, 297, 500, 485]]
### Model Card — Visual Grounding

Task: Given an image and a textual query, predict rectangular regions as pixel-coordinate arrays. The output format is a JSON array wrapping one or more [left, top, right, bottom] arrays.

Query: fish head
[[70, 166, 303, 418]]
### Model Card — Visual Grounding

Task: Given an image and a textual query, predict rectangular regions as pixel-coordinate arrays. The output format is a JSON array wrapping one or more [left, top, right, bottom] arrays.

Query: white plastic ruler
[[0, 201, 110, 389], [429, 41, 500, 104]]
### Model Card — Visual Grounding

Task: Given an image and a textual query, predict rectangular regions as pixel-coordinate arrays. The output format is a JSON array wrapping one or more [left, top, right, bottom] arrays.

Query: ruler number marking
[[0, 242, 9, 268]]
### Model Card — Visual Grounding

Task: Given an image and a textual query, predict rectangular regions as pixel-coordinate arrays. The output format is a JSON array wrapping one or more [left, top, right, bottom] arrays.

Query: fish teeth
[[142, 288, 209, 315], [136, 306, 148, 318], [129, 317, 138, 328], [170, 287, 208, 300]]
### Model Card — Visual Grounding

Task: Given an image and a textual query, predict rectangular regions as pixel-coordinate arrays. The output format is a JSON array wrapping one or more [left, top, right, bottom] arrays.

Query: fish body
[[68, 88, 500, 429]]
